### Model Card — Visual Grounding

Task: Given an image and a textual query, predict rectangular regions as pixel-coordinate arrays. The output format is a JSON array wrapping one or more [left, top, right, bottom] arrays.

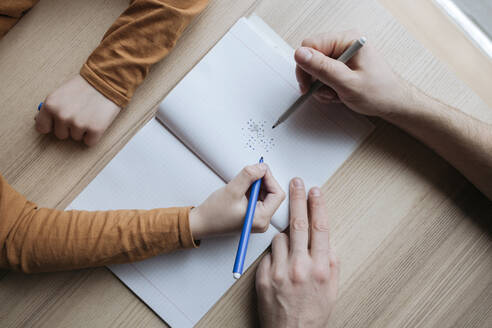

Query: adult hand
[[256, 178, 339, 328], [189, 163, 286, 239], [295, 30, 411, 118], [35, 74, 121, 146]]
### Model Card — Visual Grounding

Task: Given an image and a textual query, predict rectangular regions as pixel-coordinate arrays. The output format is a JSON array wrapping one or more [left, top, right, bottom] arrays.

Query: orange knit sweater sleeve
[[0, 174, 198, 274], [0, 0, 39, 38], [80, 0, 209, 107]]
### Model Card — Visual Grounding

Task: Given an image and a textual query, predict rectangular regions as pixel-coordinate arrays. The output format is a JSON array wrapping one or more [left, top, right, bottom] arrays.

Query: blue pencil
[[233, 156, 264, 279]]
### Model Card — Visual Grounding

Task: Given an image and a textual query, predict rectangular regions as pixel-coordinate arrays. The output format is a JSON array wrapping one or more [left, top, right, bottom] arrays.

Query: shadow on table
[[288, 106, 492, 237]]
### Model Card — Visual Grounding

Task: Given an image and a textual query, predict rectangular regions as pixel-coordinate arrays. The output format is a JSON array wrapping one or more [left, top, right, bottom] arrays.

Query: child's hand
[[189, 163, 286, 239], [35, 74, 121, 146]]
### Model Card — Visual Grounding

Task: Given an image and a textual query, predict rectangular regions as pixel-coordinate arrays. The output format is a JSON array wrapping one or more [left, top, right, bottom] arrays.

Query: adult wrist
[[379, 81, 425, 124]]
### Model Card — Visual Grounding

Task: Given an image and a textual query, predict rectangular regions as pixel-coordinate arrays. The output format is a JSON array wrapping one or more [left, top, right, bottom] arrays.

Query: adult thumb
[[295, 47, 354, 90]]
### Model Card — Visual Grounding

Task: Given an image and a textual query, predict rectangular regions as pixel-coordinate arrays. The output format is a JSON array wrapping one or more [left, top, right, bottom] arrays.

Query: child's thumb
[[294, 47, 353, 91]]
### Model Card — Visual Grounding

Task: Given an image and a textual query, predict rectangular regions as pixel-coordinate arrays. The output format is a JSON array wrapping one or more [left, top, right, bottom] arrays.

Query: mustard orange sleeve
[[0, 174, 198, 274], [80, 0, 209, 107], [0, 0, 40, 39]]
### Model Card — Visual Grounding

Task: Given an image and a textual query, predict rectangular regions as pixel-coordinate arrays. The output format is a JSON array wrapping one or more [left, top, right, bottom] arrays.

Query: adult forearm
[[292, 32, 492, 199], [384, 86, 492, 200]]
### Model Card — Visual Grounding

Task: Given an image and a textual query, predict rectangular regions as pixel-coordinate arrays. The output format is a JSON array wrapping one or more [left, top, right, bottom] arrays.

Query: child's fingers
[[53, 118, 70, 140], [70, 125, 85, 142], [83, 129, 103, 147], [259, 168, 286, 215], [35, 106, 53, 134], [227, 163, 267, 198], [262, 167, 285, 199]]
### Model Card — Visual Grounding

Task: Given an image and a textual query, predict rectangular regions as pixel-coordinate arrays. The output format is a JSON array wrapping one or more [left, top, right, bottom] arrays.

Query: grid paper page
[[68, 119, 279, 327], [158, 17, 374, 231]]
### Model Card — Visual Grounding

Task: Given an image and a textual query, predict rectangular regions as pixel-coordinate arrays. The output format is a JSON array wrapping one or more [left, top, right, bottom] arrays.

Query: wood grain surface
[[0, 0, 490, 327]]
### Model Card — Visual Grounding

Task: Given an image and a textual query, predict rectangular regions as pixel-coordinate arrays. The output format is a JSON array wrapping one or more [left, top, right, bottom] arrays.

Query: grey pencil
[[272, 36, 366, 129]]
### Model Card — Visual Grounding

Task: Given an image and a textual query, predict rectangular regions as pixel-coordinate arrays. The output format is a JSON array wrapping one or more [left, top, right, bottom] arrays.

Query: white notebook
[[69, 15, 374, 327]]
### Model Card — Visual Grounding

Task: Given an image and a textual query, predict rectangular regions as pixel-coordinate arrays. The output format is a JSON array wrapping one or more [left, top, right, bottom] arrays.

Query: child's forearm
[[0, 174, 197, 273], [0, 0, 40, 38], [80, 0, 209, 108]]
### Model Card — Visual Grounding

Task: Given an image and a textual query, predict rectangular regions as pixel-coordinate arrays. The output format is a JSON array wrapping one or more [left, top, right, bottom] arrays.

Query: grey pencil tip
[[272, 124, 276, 129]]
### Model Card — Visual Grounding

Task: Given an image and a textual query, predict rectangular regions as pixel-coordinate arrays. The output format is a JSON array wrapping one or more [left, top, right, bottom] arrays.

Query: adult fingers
[[256, 253, 272, 290], [35, 104, 53, 134], [296, 32, 357, 93], [329, 252, 340, 286], [289, 178, 309, 254], [313, 85, 339, 104], [295, 65, 314, 94], [294, 47, 355, 92], [301, 31, 362, 59], [308, 187, 331, 257], [271, 233, 289, 268], [227, 163, 267, 198], [297, 67, 340, 103]]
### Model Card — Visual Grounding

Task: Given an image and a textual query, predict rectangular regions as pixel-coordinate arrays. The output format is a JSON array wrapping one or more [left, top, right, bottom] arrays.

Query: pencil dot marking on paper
[[243, 119, 275, 153]]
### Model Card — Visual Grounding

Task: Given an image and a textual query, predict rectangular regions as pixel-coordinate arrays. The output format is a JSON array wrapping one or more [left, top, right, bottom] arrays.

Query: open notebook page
[[68, 119, 279, 327], [157, 17, 374, 231]]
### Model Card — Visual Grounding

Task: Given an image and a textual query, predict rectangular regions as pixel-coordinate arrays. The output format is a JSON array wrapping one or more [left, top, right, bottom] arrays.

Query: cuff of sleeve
[[80, 63, 129, 108], [178, 207, 200, 249]]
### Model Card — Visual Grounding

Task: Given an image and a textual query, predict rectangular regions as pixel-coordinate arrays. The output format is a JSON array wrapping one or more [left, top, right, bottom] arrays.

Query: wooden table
[[1, 0, 491, 327]]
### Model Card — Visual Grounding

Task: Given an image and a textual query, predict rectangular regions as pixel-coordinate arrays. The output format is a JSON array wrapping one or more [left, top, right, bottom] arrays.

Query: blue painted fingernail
[[38, 102, 43, 111]]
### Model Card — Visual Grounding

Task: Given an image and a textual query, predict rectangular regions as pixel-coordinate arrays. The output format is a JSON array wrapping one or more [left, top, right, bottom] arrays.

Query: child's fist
[[189, 163, 286, 239], [35, 74, 121, 146]]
